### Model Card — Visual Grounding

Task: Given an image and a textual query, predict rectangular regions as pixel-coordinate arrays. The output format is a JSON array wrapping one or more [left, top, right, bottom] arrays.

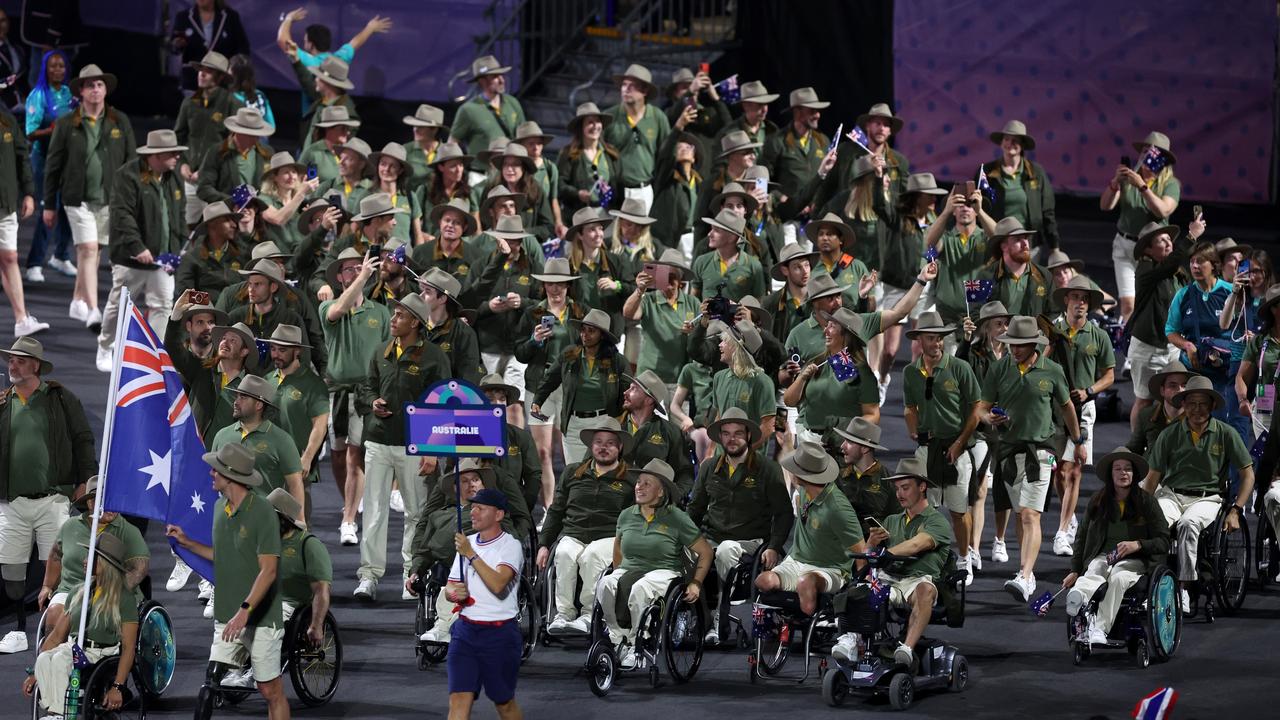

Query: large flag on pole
[[100, 289, 215, 581]]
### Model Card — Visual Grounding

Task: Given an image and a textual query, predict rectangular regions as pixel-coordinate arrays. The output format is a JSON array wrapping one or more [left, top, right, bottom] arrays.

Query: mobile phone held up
[[306, 164, 318, 181]]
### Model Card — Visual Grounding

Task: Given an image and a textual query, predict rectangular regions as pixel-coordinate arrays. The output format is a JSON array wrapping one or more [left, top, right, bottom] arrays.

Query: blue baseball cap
[[470, 488, 508, 512]]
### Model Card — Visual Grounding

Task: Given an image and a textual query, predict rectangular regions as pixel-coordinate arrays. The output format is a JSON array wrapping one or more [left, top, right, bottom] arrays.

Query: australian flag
[[964, 278, 995, 304], [1030, 589, 1057, 617], [101, 290, 214, 581], [593, 178, 615, 209], [230, 183, 257, 212], [1133, 687, 1178, 720], [845, 124, 871, 152], [542, 237, 564, 260], [867, 570, 891, 611], [1142, 146, 1170, 175], [976, 167, 996, 204], [828, 348, 860, 383], [715, 74, 740, 104]]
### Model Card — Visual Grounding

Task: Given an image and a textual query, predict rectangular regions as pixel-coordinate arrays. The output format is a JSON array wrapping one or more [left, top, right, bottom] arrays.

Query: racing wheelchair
[[412, 560, 538, 669], [1066, 564, 1180, 668], [584, 574, 705, 696], [820, 551, 969, 711], [1174, 502, 1250, 622], [192, 604, 342, 718], [31, 599, 176, 720]]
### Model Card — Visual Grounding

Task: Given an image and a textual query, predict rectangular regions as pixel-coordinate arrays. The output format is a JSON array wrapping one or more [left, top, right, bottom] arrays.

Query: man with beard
[[814, 102, 912, 212], [168, 292, 254, 439], [617, 370, 694, 499], [604, 64, 670, 214], [212, 374, 305, 509], [1048, 277, 1115, 559], [982, 218, 1051, 318], [687, 407, 791, 645], [365, 239, 414, 306], [419, 267, 483, 385], [451, 55, 526, 182], [315, 137, 373, 212], [175, 202, 250, 306], [229, 259, 307, 351], [96, 129, 187, 372], [263, 325, 330, 525], [952, 316, 1084, 603], [926, 185, 998, 338], [320, 249, 390, 547], [832, 416, 897, 537], [759, 87, 831, 202], [711, 81, 780, 159]]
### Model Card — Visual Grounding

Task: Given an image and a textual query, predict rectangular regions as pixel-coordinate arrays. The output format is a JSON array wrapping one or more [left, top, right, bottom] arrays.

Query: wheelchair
[[584, 575, 705, 696], [820, 552, 969, 711], [412, 560, 538, 669], [1253, 508, 1278, 587], [1066, 564, 1180, 668], [704, 542, 767, 649], [1174, 502, 1250, 621], [535, 538, 606, 646], [31, 599, 176, 720], [192, 604, 342, 718]]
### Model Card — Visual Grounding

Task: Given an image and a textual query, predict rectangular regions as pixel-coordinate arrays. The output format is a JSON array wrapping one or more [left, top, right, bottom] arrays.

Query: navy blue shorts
[[447, 617, 522, 703]]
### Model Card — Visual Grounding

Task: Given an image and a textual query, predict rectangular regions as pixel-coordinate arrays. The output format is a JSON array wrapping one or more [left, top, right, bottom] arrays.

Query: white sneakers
[[339, 522, 358, 546], [1179, 588, 1191, 615], [1078, 613, 1107, 645], [877, 375, 892, 408], [991, 538, 1009, 563], [547, 613, 572, 634], [549, 614, 589, 635], [221, 667, 256, 688], [618, 642, 637, 670], [85, 307, 103, 331], [1004, 572, 1036, 603], [14, 316, 49, 337], [197, 579, 214, 601], [1053, 532, 1073, 557], [419, 628, 449, 643], [390, 489, 405, 513], [1066, 516, 1079, 544], [25, 266, 44, 283], [69, 299, 88, 321], [48, 258, 77, 277], [0, 629, 28, 653], [957, 556, 972, 586], [354, 579, 377, 602], [167, 559, 193, 592], [95, 346, 112, 373], [968, 547, 982, 573], [831, 632, 863, 662], [567, 616, 591, 635], [893, 642, 914, 667]]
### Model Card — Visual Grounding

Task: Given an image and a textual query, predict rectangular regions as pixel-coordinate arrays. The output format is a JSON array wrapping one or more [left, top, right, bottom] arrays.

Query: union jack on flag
[[715, 74, 740, 104], [230, 183, 257, 211], [594, 178, 615, 208], [964, 278, 995, 304], [1142, 146, 1170, 175], [845, 125, 871, 152], [867, 570, 890, 611], [976, 167, 996, 203]]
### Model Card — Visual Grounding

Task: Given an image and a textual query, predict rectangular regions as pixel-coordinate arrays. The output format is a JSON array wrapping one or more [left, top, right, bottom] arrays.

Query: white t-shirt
[[449, 530, 524, 621]]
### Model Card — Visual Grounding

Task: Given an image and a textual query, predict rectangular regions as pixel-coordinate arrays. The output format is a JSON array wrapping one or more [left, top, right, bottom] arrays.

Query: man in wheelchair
[[831, 457, 954, 669], [1141, 376, 1255, 612], [687, 407, 793, 646], [270, 490, 332, 645]]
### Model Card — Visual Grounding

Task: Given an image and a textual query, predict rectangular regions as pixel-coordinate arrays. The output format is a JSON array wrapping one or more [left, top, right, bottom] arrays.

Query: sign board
[[405, 379, 507, 458]]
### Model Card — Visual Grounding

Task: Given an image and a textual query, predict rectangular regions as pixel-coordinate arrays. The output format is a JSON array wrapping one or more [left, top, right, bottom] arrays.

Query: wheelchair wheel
[[1132, 639, 1150, 668], [288, 608, 342, 706], [517, 575, 539, 662], [84, 655, 143, 720], [888, 671, 914, 711], [822, 667, 849, 707], [1146, 566, 1181, 661], [949, 654, 969, 692], [194, 684, 215, 720], [660, 583, 704, 684], [754, 615, 791, 677], [586, 640, 616, 697], [419, 580, 449, 666], [1213, 513, 1250, 614], [136, 601, 177, 699], [1254, 519, 1277, 588]]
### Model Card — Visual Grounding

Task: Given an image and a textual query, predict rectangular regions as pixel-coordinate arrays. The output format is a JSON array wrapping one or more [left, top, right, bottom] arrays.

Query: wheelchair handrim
[[137, 604, 177, 697]]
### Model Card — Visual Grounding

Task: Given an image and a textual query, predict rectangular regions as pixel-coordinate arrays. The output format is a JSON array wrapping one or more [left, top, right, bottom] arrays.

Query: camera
[[706, 283, 739, 324], [788, 346, 802, 365]]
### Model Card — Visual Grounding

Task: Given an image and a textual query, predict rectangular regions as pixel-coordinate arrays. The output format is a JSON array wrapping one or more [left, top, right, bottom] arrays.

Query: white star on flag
[[190, 492, 206, 514], [139, 449, 173, 495]]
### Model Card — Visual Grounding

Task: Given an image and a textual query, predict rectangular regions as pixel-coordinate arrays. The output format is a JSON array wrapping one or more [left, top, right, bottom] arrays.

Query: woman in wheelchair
[[25, 533, 138, 716], [1062, 450, 1170, 644], [832, 458, 954, 669], [596, 459, 712, 670], [270, 490, 332, 646]]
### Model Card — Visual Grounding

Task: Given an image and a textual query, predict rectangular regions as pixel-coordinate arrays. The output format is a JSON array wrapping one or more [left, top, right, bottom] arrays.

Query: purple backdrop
[[892, 1, 1276, 204]]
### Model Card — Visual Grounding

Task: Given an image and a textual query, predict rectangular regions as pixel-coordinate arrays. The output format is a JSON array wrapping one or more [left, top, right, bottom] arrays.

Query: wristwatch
[[240, 601, 252, 611], [110, 682, 126, 691]]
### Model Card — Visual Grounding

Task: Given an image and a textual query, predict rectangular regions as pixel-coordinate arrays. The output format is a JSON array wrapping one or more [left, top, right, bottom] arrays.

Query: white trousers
[[1155, 487, 1222, 582], [552, 535, 613, 619], [1072, 555, 1145, 634], [597, 567, 679, 644], [358, 442, 425, 583]]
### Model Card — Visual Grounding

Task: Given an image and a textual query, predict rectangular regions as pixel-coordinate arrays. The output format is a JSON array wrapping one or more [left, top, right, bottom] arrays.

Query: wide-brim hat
[[229, 373, 279, 410], [569, 307, 618, 345], [298, 197, 349, 234], [308, 56, 355, 90], [1043, 249, 1084, 273], [238, 257, 287, 286], [470, 54, 512, 81], [532, 257, 580, 283], [79, 532, 128, 574], [1146, 359, 1194, 399], [456, 458, 498, 487], [1172, 375, 1225, 411], [324, 247, 364, 290], [1257, 284, 1280, 317], [707, 406, 762, 447], [514, 120, 554, 145], [267, 488, 305, 530], [886, 457, 934, 487], [905, 310, 957, 339], [1132, 131, 1177, 165], [975, 300, 1013, 328], [787, 86, 830, 110], [137, 129, 188, 156], [989, 119, 1036, 151], [612, 63, 655, 94], [650, 248, 692, 280], [480, 186, 528, 219], [71, 64, 117, 94], [624, 369, 670, 409], [180, 303, 229, 325], [432, 197, 480, 236], [904, 172, 949, 197], [0, 336, 52, 374], [701, 208, 747, 239], [476, 137, 512, 166], [987, 216, 1039, 259], [567, 101, 613, 135], [627, 458, 679, 505], [805, 273, 844, 304], [314, 105, 361, 129], [224, 107, 274, 137], [262, 151, 306, 181], [1094, 450, 1150, 485], [403, 103, 448, 129], [781, 442, 839, 485], [833, 417, 887, 451], [736, 80, 779, 104], [489, 142, 537, 174], [578, 416, 635, 455], [1052, 275, 1104, 311], [479, 373, 521, 404], [487, 214, 530, 242], [368, 142, 410, 176], [262, 323, 311, 349], [803, 212, 855, 247], [718, 130, 762, 158], [816, 307, 870, 345], [418, 266, 462, 303], [1133, 222, 1181, 261], [352, 192, 409, 223], [203, 443, 263, 487], [710, 182, 759, 217], [72, 475, 101, 511], [849, 155, 879, 183], [856, 102, 903, 133], [392, 293, 434, 327], [1214, 237, 1253, 263], [737, 295, 773, 329], [669, 67, 696, 87], [608, 197, 657, 225], [997, 315, 1049, 347], [209, 322, 262, 372], [189, 50, 230, 75], [771, 243, 820, 281], [565, 206, 613, 245]]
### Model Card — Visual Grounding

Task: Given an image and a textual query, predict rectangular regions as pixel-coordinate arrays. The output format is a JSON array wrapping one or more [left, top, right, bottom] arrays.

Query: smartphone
[[1120, 155, 1132, 168], [1193, 205, 1203, 220], [684, 94, 696, 109], [190, 290, 210, 306], [530, 410, 550, 422], [962, 180, 975, 196], [368, 244, 382, 259], [865, 516, 887, 531], [539, 315, 554, 331], [1239, 259, 1251, 275], [754, 177, 768, 195], [699, 62, 710, 74], [306, 164, 318, 181]]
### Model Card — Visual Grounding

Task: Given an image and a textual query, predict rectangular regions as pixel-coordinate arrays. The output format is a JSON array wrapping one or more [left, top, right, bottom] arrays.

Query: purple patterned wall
[[892, 1, 1277, 204]]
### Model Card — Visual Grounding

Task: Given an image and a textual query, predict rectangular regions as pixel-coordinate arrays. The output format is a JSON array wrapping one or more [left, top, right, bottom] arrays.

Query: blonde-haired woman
[[260, 151, 320, 253], [709, 325, 776, 445], [1100, 131, 1180, 325]]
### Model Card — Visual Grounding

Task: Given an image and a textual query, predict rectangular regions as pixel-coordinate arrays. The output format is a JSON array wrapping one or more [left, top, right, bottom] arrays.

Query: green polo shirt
[[211, 420, 304, 495], [998, 171, 1028, 226], [797, 359, 878, 432], [677, 362, 713, 421], [235, 148, 257, 185], [8, 383, 51, 499], [1148, 417, 1252, 494], [266, 367, 330, 481], [710, 369, 775, 426], [883, 504, 954, 580], [814, 260, 872, 311], [791, 484, 864, 569], [934, 227, 989, 323], [1053, 319, 1116, 390], [55, 515, 150, 597], [319, 299, 391, 386], [691, 250, 767, 302], [996, 266, 1051, 317], [616, 504, 701, 573], [1117, 178, 1180, 237], [638, 291, 697, 383], [67, 581, 138, 646], [298, 140, 342, 184], [279, 529, 331, 606], [603, 103, 671, 187], [83, 115, 105, 204], [979, 353, 1071, 444], [1243, 332, 1280, 392], [575, 355, 607, 412], [213, 492, 283, 627], [903, 353, 981, 439]]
